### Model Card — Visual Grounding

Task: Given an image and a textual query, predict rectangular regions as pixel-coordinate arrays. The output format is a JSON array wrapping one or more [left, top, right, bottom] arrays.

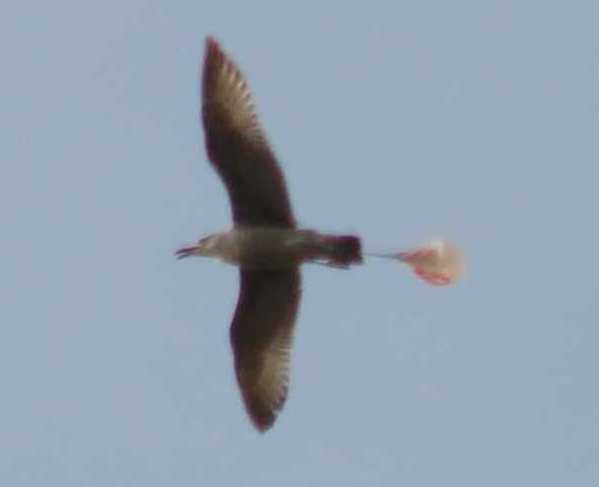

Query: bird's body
[[177, 227, 361, 269], [178, 37, 362, 431]]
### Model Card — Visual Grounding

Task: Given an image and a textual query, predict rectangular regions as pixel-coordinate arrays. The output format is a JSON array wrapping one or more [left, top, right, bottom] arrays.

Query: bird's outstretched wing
[[230, 268, 301, 431], [202, 37, 295, 228]]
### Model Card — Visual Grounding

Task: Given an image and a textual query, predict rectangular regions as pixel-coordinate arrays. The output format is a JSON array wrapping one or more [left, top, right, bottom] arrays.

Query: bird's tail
[[319, 235, 363, 267]]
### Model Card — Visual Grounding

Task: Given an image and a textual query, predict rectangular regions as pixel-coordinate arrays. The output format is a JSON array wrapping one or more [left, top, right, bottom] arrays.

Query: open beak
[[175, 245, 198, 260]]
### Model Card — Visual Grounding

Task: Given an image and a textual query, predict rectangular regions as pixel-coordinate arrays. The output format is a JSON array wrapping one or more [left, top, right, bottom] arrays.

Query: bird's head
[[175, 235, 221, 259]]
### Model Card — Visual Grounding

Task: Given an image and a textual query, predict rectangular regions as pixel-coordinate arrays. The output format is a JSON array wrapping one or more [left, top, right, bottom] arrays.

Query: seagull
[[177, 38, 362, 432]]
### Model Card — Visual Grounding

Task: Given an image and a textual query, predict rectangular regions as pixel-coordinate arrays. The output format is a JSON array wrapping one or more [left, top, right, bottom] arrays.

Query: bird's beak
[[175, 245, 198, 260]]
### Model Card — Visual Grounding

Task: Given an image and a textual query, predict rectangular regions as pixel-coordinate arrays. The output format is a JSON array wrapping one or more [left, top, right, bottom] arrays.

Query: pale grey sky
[[2, 1, 599, 485]]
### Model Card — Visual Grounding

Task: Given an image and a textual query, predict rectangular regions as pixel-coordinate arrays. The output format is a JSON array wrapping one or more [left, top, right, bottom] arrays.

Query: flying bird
[[177, 38, 362, 432]]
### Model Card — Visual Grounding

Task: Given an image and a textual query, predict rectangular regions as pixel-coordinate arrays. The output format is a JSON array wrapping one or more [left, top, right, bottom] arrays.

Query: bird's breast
[[230, 228, 317, 269]]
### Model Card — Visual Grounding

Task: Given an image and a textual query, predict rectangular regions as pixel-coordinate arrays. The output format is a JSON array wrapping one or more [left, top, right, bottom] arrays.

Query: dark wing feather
[[230, 268, 301, 432], [202, 38, 295, 228]]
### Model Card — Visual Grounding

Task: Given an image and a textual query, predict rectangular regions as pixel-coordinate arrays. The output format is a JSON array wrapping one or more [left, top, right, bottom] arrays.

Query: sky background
[[2, 1, 599, 485]]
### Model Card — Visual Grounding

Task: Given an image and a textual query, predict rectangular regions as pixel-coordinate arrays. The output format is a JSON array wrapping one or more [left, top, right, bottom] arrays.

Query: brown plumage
[[180, 37, 362, 432], [202, 38, 295, 228], [230, 269, 300, 431], [202, 38, 300, 431]]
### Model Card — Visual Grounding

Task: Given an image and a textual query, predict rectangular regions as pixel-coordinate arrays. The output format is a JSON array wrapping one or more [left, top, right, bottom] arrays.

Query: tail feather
[[324, 235, 363, 267]]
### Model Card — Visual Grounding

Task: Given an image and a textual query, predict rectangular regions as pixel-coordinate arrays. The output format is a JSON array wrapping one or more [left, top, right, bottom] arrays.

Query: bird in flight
[[177, 38, 464, 432], [177, 38, 362, 432]]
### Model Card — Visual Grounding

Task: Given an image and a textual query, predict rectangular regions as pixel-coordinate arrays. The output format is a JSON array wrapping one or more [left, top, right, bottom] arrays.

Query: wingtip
[[205, 36, 220, 52], [203, 36, 234, 83], [252, 415, 275, 433], [252, 419, 275, 434], [205, 36, 221, 62], [243, 395, 280, 433]]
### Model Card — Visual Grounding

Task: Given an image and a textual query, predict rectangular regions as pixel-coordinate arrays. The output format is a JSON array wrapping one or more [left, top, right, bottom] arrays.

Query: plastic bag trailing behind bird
[[373, 239, 465, 286]]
